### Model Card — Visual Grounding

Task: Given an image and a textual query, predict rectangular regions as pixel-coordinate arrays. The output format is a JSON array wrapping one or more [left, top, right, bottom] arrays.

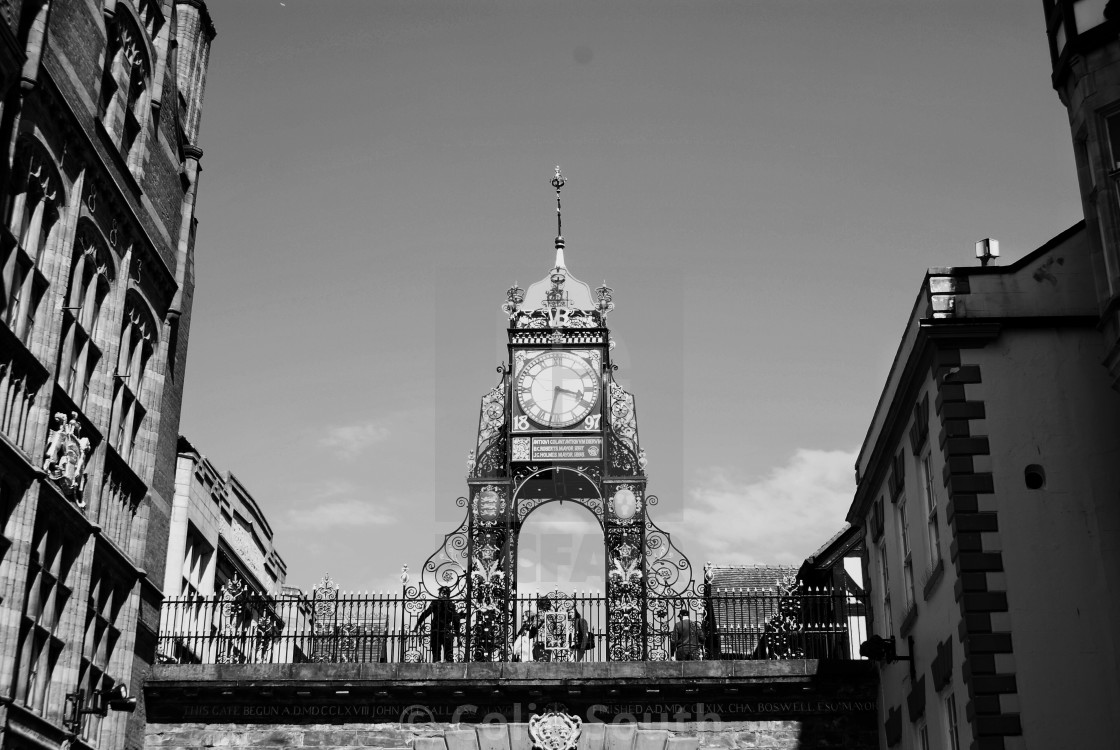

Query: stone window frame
[[1, 137, 65, 347], [78, 558, 133, 742], [109, 291, 158, 464], [57, 220, 116, 412], [100, 6, 155, 178], [15, 514, 80, 714]]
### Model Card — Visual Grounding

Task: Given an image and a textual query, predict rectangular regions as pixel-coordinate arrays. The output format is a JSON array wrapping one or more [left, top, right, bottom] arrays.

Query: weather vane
[[552, 166, 565, 239]]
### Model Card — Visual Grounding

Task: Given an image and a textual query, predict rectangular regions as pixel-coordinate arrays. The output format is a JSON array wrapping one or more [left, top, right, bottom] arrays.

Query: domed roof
[[522, 239, 596, 311]]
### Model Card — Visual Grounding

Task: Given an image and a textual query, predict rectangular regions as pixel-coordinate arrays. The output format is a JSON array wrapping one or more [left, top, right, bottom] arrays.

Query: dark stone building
[[0, 2, 214, 750]]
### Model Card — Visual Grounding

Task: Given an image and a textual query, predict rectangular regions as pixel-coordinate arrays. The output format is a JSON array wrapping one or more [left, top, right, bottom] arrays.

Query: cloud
[[317, 421, 391, 459], [281, 481, 399, 530], [681, 448, 858, 566]]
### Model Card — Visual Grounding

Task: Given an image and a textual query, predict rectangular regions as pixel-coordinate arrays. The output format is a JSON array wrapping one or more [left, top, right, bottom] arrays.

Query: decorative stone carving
[[529, 708, 582, 750], [43, 412, 92, 506]]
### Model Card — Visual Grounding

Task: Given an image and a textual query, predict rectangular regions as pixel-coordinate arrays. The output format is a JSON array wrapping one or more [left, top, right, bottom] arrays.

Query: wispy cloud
[[681, 448, 858, 566], [282, 480, 399, 530], [317, 421, 391, 459]]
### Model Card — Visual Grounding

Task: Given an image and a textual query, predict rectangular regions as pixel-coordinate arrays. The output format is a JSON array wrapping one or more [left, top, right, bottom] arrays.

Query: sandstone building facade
[[0, 2, 214, 750]]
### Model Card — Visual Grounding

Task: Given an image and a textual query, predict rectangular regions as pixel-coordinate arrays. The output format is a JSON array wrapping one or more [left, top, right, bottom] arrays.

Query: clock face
[[516, 351, 601, 428]]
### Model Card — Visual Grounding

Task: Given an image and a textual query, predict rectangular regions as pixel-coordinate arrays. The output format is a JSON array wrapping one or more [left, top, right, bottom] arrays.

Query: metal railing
[[156, 588, 868, 665]]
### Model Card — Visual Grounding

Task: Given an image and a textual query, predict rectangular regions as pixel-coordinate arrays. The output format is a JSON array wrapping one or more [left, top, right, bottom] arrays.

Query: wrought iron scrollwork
[[410, 511, 469, 600], [474, 433, 508, 477], [606, 523, 644, 661], [607, 431, 638, 475], [310, 574, 339, 663], [473, 379, 508, 477], [642, 501, 696, 598]]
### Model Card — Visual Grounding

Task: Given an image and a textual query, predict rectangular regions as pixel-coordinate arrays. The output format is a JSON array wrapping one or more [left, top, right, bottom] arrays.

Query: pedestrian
[[670, 609, 702, 661], [414, 586, 461, 662], [512, 608, 540, 662], [569, 608, 593, 662]]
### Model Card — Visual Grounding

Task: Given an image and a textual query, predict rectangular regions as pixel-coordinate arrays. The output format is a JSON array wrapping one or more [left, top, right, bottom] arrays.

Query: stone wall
[[143, 661, 877, 750], [147, 718, 874, 750]]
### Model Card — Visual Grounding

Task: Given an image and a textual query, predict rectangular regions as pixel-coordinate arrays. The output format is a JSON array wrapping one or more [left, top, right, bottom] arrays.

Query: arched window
[[100, 11, 151, 171], [57, 221, 115, 411], [109, 292, 157, 461], [1, 138, 63, 345]]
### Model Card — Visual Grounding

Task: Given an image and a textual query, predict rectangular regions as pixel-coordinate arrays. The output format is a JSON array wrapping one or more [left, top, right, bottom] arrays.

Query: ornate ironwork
[[595, 282, 614, 313], [516, 496, 603, 523], [510, 308, 603, 329], [409, 513, 469, 600], [311, 574, 339, 663], [643, 501, 696, 598], [473, 379, 508, 477], [475, 433, 508, 477], [607, 430, 638, 475]]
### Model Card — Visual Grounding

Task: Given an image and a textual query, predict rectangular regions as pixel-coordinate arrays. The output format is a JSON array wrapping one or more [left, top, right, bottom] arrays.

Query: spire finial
[[553, 165, 568, 268], [551, 166, 566, 268], [551, 166, 565, 237]]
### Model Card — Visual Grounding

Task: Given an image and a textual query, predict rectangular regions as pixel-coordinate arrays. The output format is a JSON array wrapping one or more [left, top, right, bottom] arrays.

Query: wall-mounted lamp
[[860, 635, 916, 681], [63, 684, 137, 734]]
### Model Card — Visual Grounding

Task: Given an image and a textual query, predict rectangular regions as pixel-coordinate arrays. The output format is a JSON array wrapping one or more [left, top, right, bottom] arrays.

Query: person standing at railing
[[670, 609, 703, 661], [414, 586, 461, 662], [513, 608, 543, 661], [568, 608, 592, 662]]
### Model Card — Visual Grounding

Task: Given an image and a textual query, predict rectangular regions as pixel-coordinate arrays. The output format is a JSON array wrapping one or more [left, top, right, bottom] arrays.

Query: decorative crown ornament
[[595, 281, 615, 316], [502, 282, 525, 316]]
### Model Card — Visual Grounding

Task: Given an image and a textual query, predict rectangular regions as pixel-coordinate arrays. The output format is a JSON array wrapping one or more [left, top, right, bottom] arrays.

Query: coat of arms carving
[[43, 412, 92, 506], [529, 708, 582, 750]]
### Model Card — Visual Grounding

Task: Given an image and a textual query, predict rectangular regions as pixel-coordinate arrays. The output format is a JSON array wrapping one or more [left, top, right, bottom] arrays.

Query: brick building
[[0, 3, 214, 750]]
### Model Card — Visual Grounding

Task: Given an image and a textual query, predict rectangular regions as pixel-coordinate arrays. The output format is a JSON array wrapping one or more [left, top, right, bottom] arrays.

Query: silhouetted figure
[[415, 586, 461, 662], [670, 610, 702, 661]]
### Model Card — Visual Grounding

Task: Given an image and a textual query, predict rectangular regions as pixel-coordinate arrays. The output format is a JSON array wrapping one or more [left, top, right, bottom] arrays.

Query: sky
[[179, 0, 1083, 595]]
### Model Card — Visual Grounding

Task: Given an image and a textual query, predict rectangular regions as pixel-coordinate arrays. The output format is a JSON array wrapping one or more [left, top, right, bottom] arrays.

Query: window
[[0, 474, 19, 573], [920, 452, 942, 568], [57, 223, 114, 411], [100, 12, 151, 172], [16, 519, 77, 713], [181, 525, 213, 598], [2, 139, 62, 345], [898, 497, 915, 610], [137, 0, 165, 38], [916, 722, 930, 750], [878, 540, 893, 636], [98, 469, 144, 554], [944, 693, 961, 750], [78, 562, 130, 741], [109, 294, 157, 463]]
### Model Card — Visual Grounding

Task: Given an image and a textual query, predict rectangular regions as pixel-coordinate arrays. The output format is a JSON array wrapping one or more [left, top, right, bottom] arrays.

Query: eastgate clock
[[516, 351, 601, 428]]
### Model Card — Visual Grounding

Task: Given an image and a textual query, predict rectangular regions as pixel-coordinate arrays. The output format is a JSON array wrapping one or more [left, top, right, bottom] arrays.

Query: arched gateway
[[408, 169, 697, 662]]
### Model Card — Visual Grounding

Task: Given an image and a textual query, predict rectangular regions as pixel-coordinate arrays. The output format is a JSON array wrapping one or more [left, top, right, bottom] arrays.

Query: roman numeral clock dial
[[515, 351, 600, 428]]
